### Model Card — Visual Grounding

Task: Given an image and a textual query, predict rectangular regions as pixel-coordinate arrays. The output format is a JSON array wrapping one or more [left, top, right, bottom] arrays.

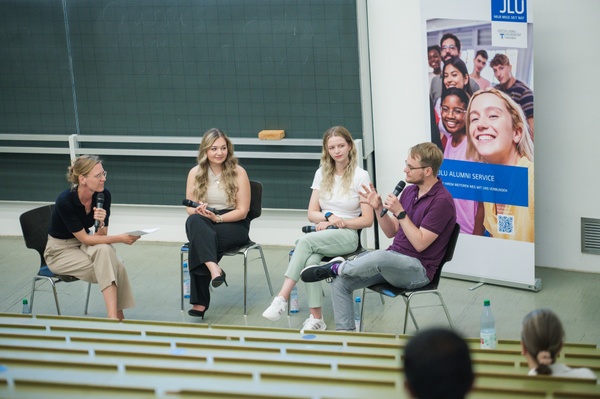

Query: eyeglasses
[[441, 45, 457, 51], [441, 106, 467, 117], [91, 171, 107, 179], [405, 161, 429, 171]]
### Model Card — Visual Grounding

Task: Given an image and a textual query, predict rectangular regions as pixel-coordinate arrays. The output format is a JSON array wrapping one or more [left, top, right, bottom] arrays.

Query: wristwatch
[[324, 211, 333, 221], [397, 211, 406, 220]]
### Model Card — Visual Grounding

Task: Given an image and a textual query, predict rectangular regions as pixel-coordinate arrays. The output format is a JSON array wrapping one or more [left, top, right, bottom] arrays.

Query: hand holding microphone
[[182, 199, 218, 214], [94, 193, 105, 230], [380, 181, 406, 217]]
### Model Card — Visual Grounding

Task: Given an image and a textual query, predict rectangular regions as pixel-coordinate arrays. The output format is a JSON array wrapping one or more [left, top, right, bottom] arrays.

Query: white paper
[[126, 228, 159, 236]]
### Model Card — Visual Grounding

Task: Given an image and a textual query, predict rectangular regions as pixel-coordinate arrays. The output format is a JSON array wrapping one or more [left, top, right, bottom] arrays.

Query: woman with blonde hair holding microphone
[[45, 155, 140, 320]]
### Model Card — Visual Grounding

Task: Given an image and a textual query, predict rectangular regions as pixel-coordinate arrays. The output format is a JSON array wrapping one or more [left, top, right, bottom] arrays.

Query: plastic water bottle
[[182, 260, 190, 299], [289, 286, 299, 313], [354, 296, 362, 332], [480, 299, 496, 349], [22, 298, 31, 314]]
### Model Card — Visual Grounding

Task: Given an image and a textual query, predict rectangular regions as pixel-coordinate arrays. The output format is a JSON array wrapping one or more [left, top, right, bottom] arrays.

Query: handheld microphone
[[302, 225, 338, 233], [94, 193, 105, 230], [182, 199, 218, 214], [380, 180, 406, 217]]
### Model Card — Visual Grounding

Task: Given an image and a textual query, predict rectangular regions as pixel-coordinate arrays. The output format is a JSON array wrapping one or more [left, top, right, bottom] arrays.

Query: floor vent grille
[[581, 218, 600, 255]]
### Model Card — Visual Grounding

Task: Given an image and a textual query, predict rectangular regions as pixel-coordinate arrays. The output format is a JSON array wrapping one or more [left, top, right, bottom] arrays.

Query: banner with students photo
[[422, 0, 539, 290]]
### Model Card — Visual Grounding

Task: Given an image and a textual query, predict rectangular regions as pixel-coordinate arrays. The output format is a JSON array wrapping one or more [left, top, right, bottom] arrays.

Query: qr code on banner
[[498, 214, 514, 235]]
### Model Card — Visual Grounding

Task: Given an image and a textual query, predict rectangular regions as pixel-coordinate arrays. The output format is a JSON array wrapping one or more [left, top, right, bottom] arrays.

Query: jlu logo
[[499, 0, 525, 14]]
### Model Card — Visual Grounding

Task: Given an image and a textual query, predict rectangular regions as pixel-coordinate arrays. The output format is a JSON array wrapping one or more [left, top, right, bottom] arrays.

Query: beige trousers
[[44, 236, 135, 310]]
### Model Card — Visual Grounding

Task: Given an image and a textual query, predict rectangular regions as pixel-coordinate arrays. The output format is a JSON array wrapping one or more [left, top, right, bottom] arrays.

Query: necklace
[[209, 167, 222, 186]]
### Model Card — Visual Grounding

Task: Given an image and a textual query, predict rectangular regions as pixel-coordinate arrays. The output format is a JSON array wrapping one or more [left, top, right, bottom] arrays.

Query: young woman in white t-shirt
[[262, 126, 373, 331]]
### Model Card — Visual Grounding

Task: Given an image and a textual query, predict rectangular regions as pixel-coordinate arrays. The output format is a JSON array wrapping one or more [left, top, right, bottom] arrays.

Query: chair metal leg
[[29, 277, 38, 313], [243, 249, 249, 316], [84, 282, 92, 315], [402, 290, 452, 334], [49, 279, 61, 315], [255, 244, 273, 296], [402, 296, 417, 334], [180, 249, 185, 311], [434, 291, 454, 331], [31, 276, 62, 315], [359, 288, 366, 332]]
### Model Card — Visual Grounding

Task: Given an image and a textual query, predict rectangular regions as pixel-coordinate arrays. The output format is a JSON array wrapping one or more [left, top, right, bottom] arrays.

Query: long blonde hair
[[319, 126, 357, 198], [193, 128, 238, 205], [466, 88, 534, 163], [67, 155, 102, 191]]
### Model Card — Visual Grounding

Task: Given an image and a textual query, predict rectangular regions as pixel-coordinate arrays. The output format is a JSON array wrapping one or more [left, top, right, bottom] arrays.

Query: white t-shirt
[[311, 167, 370, 220], [528, 363, 597, 379]]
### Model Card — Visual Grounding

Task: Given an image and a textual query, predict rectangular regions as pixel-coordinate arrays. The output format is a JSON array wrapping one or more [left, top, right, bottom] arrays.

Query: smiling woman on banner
[[466, 88, 535, 242], [435, 56, 474, 149], [440, 87, 484, 236]]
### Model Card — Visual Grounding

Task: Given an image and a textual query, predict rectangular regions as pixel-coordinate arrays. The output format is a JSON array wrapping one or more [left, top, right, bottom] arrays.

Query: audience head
[[404, 328, 474, 399], [442, 56, 473, 97], [521, 309, 565, 376], [408, 142, 444, 176], [428, 45, 442, 73], [67, 154, 103, 190], [440, 33, 461, 61], [466, 88, 534, 165]]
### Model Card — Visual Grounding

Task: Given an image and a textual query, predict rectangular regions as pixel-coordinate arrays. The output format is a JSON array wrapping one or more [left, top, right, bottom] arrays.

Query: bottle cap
[[355, 296, 361, 302], [484, 299, 490, 306], [22, 298, 28, 304]]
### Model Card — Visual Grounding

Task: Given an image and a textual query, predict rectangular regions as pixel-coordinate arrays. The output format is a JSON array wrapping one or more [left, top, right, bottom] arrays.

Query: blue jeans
[[331, 249, 429, 331]]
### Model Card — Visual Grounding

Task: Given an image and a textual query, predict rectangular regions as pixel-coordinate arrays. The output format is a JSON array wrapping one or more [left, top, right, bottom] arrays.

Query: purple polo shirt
[[388, 179, 456, 281]]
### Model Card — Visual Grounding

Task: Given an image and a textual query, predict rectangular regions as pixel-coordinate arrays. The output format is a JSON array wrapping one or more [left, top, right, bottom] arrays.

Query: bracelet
[[216, 215, 223, 224]]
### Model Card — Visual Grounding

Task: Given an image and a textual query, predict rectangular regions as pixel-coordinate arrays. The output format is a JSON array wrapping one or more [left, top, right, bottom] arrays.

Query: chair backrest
[[427, 223, 461, 288], [247, 181, 263, 222], [19, 204, 54, 267]]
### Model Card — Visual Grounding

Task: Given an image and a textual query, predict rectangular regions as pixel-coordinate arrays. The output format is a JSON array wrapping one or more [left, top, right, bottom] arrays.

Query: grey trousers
[[331, 249, 429, 331], [44, 236, 135, 310]]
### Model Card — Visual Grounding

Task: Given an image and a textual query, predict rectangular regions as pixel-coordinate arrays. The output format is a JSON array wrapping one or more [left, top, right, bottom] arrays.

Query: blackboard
[[0, 0, 362, 209]]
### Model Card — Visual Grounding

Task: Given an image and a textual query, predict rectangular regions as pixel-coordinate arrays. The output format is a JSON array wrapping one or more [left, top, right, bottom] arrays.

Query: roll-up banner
[[422, 0, 539, 291]]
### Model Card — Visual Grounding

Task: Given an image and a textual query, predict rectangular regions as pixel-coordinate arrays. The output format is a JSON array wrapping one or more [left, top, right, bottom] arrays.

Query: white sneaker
[[262, 296, 287, 321], [301, 315, 327, 332]]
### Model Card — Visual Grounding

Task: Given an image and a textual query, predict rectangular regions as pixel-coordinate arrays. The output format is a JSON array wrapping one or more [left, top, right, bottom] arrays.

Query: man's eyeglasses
[[441, 106, 467, 117], [91, 171, 108, 179], [405, 161, 429, 171], [441, 45, 457, 51]]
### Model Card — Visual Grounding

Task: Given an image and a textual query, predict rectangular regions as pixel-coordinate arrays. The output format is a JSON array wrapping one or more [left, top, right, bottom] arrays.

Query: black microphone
[[182, 199, 218, 214], [94, 193, 105, 230], [302, 225, 338, 233], [380, 180, 406, 217]]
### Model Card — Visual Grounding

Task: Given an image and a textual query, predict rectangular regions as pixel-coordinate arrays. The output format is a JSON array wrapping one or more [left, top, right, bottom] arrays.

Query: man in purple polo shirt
[[301, 142, 456, 331]]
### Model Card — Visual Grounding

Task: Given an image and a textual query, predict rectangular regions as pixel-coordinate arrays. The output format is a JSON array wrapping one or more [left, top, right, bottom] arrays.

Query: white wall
[[366, 0, 600, 273], [3, 0, 600, 273]]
